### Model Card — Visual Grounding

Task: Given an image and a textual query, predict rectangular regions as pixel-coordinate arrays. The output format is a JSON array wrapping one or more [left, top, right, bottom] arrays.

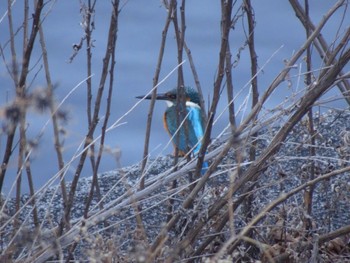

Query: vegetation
[[1, 0, 350, 262]]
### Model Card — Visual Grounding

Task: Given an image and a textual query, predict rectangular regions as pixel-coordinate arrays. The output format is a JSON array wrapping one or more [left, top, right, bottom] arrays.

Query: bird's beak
[[136, 93, 168, 101], [135, 94, 152, 100]]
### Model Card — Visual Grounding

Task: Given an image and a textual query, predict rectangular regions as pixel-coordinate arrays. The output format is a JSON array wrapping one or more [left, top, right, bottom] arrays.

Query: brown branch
[[62, 0, 120, 233], [7, 0, 19, 85], [0, 0, 44, 194], [224, 45, 350, 254], [242, 0, 259, 256], [193, 0, 233, 177], [274, 224, 350, 262], [225, 41, 236, 128], [223, 164, 350, 259], [171, 0, 189, 178], [37, 2, 68, 210], [183, 41, 208, 123], [157, 0, 234, 260], [83, 0, 105, 219], [82, 0, 121, 239], [289, 0, 350, 105], [151, 132, 237, 262], [244, 0, 258, 160], [6, 0, 44, 229], [173, 0, 185, 87], [139, 1, 174, 190], [189, 23, 350, 259], [24, 149, 39, 228], [82, 2, 101, 216], [303, 0, 316, 233], [236, 0, 345, 137]]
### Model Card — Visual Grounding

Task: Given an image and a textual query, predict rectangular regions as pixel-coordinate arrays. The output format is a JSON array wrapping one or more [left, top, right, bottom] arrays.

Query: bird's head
[[136, 87, 200, 108]]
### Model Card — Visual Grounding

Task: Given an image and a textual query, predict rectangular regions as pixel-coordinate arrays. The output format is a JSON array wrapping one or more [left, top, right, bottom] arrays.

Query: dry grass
[[1, 0, 350, 262]]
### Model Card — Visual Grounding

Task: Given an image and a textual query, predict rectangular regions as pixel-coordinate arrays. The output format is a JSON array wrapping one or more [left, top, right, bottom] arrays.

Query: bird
[[137, 87, 208, 173]]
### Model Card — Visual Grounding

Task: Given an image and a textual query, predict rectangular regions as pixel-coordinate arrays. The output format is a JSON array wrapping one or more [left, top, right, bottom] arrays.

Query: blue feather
[[164, 103, 208, 174]]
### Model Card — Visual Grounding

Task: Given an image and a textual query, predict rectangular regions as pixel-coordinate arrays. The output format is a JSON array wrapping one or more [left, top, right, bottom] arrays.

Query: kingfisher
[[137, 87, 208, 173]]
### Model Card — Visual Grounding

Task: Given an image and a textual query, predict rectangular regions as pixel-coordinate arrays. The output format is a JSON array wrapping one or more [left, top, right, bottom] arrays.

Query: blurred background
[[0, 1, 348, 194]]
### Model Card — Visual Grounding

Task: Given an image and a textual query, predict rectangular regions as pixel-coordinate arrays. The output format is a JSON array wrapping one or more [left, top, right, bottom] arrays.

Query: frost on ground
[[2, 109, 350, 261]]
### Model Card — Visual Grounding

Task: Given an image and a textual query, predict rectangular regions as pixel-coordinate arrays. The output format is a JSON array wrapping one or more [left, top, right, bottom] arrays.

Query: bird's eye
[[168, 93, 176, 100]]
